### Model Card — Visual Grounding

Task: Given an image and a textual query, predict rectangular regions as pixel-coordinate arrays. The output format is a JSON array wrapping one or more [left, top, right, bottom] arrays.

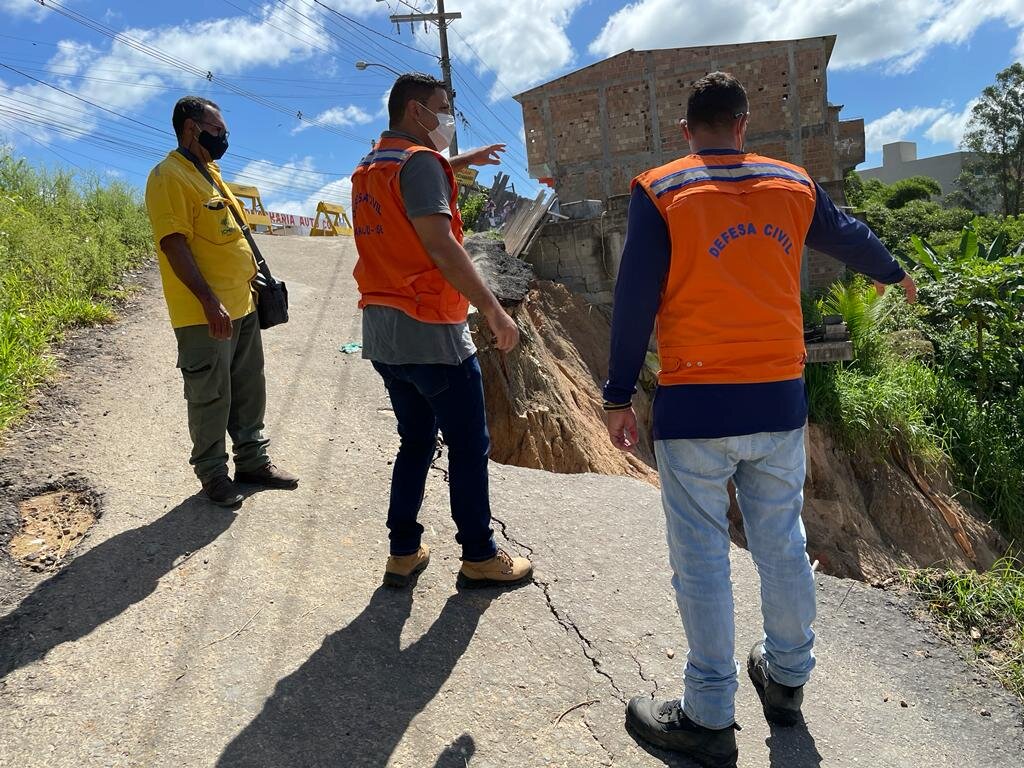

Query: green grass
[[934, 380, 1024, 543], [904, 559, 1024, 700], [806, 278, 1024, 540], [0, 151, 151, 431], [806, 281, 944, 462]]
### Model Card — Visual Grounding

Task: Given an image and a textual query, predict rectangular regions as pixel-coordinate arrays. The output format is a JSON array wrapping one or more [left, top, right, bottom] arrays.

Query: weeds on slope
[[904, 559, 1024, 701], [0, 151, 151, 430]]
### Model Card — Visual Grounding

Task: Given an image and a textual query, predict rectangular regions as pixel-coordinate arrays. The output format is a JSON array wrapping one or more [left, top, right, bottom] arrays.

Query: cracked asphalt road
[[0, 235, 1021, 767]]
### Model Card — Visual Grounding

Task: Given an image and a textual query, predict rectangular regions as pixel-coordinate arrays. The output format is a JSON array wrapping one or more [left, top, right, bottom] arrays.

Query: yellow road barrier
[[227, 182, 276, 234], [310, 200, 354, 237]]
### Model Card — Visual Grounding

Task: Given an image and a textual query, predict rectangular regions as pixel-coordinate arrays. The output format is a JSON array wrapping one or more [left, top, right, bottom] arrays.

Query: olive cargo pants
[[173, 311, 270, 482]]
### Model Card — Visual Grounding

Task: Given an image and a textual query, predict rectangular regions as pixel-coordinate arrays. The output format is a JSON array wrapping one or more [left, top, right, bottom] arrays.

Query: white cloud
[[48, 40, 101, 76], [0, 0, 51, 20], [864, 99, 983, 154], [445, 0, 586, 99], [293, 105, 373, 134], [1, 4, 335, 143], [315, 0, 381, 14], [376, 88, 392, 120], [589, 0, 1024, 73], [925, 99, 980, 146], [865, 107, 947, 153], [232, 156, 352, 218]]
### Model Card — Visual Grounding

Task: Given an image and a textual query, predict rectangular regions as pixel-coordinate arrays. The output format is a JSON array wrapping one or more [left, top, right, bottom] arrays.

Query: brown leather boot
[[234, 463, 299, 489], [383, 545, 430, 588], [457, 549, 533, 589]]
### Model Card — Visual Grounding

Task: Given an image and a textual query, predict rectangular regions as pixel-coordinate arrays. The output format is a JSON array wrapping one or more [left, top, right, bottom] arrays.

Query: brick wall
[[517, 36, 863, 293]]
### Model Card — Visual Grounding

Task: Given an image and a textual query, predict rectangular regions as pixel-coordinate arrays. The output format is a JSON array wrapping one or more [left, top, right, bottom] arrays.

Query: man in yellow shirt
[[145, 96, 297, 506]]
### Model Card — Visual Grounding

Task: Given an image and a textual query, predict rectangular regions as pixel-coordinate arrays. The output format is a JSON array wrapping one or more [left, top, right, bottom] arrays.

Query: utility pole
[[387, 0, 462, 154]]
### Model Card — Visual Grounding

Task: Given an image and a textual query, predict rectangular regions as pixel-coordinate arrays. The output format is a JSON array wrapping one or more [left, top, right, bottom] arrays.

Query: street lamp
[[355, 60, 403, 77]]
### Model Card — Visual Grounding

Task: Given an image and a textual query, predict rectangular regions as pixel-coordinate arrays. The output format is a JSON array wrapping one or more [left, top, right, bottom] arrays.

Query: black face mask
[[197, 129, 229, 160]]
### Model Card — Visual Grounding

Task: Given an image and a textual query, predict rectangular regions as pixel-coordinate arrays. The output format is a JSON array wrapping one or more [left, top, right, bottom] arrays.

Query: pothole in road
[[8, 488, 100, 572]]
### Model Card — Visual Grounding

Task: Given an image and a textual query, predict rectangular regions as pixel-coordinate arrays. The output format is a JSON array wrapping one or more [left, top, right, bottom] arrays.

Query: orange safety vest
[[351, 137, 468, 324], [634, 152, 817, 386]]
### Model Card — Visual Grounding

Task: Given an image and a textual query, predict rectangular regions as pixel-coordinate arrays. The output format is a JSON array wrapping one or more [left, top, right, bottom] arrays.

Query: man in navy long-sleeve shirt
[[608, 72, 916, 766]]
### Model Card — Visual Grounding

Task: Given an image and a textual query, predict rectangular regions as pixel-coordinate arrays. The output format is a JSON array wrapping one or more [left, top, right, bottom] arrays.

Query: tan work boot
[[457, 548, 533, 589], [383, 545, 430, 588]]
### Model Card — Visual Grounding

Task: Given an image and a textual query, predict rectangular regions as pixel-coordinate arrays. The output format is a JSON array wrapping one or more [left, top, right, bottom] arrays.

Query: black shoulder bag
[[182, 151, 289, 330]]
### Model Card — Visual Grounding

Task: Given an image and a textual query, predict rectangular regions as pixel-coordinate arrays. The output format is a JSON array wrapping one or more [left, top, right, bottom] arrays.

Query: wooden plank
[[501, 195, 540, 256], [504, 192, 556, 259], [805, 341, 853, 363]]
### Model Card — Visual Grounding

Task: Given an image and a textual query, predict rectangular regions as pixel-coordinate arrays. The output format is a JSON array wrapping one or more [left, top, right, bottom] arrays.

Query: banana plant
[[908, 223, 1024, 402]]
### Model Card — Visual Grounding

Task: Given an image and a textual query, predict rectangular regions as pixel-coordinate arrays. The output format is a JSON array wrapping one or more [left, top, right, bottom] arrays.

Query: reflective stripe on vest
[[351, 137, 468, 324], [634, 152, 816, 386]]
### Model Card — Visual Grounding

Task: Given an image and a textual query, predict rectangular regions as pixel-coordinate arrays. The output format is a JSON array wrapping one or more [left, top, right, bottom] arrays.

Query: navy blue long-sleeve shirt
[[603, 149, 906, 440]]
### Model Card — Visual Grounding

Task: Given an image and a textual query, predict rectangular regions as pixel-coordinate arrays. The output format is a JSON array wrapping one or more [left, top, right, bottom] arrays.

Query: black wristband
[[602, 400, 632, 412]]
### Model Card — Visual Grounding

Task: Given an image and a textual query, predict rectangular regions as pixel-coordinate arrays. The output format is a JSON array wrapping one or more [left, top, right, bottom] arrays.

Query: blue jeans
[[655, 427, 816, 729], [372, 355, 498, 562]]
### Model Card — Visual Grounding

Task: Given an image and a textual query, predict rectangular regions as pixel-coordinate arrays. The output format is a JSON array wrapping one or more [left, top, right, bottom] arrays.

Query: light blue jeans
[[655, 427, 816, 729]]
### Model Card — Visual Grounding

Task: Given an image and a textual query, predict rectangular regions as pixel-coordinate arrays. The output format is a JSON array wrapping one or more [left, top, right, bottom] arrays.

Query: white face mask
[[420, 109, 456, 151]]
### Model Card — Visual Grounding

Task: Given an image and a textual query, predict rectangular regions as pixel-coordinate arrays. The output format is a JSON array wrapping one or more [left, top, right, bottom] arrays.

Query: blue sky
[[1, 0, 1022, 215]]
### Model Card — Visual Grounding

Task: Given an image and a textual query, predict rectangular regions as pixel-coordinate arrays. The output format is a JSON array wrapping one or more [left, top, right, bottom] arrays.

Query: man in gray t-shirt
[[360, 129, 476, 366], [351, 72, 533, 591]]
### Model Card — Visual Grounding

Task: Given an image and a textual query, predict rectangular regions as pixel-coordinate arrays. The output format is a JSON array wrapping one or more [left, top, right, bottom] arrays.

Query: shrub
[[0, 151, 151, 430]]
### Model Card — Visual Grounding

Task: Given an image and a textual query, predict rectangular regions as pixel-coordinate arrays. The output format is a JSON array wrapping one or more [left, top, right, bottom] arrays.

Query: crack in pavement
[[489, 514, 535, 557], [490, 513, 627, 704], [582, 711, 615, 766], [630, 650, 660, 698]]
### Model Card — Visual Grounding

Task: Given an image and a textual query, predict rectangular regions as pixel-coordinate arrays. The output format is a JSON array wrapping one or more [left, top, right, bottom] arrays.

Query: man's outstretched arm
[[604, 186, 671, 451]]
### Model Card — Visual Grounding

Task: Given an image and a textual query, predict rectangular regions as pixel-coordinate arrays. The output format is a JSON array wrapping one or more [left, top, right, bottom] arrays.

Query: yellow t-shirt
[[145, 150, 257, 328]]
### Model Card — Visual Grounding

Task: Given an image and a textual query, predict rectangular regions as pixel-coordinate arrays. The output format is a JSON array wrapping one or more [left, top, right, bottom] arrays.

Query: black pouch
[[254, 275, 289, 330]]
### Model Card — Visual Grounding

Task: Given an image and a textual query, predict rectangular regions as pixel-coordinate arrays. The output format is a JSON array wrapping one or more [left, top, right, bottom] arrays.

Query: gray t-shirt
[[361, 130, 476, 366]]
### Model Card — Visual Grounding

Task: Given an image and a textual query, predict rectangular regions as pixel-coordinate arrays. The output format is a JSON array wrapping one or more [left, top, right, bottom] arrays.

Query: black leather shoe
[[747, 642, 805, 726], [625, 696, 739, 768], [234, 463, 299, 489], [202, 475, 243, 507]]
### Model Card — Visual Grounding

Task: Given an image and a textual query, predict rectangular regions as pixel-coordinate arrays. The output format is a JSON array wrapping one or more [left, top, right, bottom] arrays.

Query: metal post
[[388, 3, 462, 155]]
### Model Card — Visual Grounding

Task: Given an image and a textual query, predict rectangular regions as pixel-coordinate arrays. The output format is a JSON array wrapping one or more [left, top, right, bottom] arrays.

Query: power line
[[0, 116, 88, 173], [311, 0, 437, 58], [448, 26, 522, 105], [10, 2, 537, 195], [31, 0, 370, 142], [0, 66, 384, 97], [0, 104, 350, 200], [450, 69, 527, 155], [219, 0, 335, 61], [280, 0, 426, 76], [0, 70, 362, 181]]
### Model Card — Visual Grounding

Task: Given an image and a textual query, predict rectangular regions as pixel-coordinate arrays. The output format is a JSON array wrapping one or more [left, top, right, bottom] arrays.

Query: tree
[[962, 63, 1024, 216], [846, 172, 939, 210], [844, 169, 866, 208], [945, 165, 997, 213], [881, 176, 941, 209], [459, 191, 488, 231]]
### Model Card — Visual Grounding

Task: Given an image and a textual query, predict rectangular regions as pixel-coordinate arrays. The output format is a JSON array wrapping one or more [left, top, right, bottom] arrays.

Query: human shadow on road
[[431, 733, 476, 767], [766, 717, 823, 768], [217, 586, 497, 768], [0, 495, 235, 679]]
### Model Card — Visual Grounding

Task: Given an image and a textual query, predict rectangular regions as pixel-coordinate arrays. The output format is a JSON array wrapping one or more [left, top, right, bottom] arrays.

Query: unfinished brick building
[[515, 35, 866, 292]]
